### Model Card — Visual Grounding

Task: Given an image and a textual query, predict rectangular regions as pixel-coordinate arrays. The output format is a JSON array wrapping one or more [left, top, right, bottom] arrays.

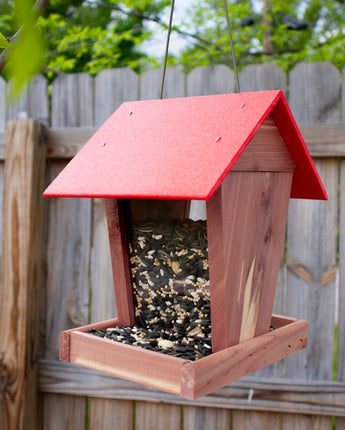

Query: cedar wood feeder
[[44, 90, 327, 400]]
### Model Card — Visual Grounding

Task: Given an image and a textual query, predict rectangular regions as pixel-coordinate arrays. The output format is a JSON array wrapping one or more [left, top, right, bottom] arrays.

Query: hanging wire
[[222, 0, 241, 93], [160, 0, 175, 99], [160, 0, 240, 96]]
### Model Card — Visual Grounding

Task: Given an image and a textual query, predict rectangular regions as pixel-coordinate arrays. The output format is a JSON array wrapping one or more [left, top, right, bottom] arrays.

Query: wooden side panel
[[183, 407, 230, 430], [69, 331, 184, 395], [105, 198, 135, 326], [90, 198, 115, 322], [232, 117, 296, 172], [135, 402, 181, 430], [207, 171, 292, 351], [89, 399, 134, 430], [181, 318, 308, 400], [0, 121, 45, 430]]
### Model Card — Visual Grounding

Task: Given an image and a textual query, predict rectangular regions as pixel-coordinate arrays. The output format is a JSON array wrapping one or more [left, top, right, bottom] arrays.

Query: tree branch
[[89, 0, 214, 48], [0, 0, 49, 73]]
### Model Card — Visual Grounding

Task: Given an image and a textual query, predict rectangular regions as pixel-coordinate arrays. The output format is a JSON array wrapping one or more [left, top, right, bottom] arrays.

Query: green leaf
[[0, 32, 11, 48]]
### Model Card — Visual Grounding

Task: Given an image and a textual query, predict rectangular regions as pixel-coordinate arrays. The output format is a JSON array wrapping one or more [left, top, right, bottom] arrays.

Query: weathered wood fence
[[0, 62, 345, 429]]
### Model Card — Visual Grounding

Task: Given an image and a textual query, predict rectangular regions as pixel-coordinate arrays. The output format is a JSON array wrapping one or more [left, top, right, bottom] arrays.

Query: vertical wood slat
[[6, 75, 49, 126], [336, 67, 345, 430], [0, 77, 6, 132], [232, 411, 281, 430], [0, 120, 45, 430], [42, 393, 86, 430], [238, 63, 288, 382], [239, 64, 287, 93], [51, 73, 94, 128], [186, 65, 234, 96], [94, 68, 139, 126], [44, 72, 94, 429], [140, 67, 185, 100], [135, 402, 181, 430], [183, 406, 230, 430], [89, 399, 134, 430], [105, 199, 135, 326], [90, 198, 114, 322], [283, 61, 340, 430], [207, 171, 292, 351]]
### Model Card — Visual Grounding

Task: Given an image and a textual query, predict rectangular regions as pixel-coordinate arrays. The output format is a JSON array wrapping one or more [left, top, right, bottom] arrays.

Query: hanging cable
[[160, 0, 175, 99], [223, 0, 240, 93]]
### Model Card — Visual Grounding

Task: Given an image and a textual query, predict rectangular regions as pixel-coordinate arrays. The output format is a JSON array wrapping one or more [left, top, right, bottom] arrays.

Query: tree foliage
[[175, 0, 345, 73], [0, 0, 344, 94], [0, 0, 170, 85]]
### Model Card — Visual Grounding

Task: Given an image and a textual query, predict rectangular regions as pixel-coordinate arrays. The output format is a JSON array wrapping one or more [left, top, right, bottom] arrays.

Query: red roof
[[44, 90, 327, 201]]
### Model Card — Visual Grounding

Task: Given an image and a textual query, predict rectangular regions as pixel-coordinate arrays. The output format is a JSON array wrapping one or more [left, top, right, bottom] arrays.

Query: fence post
[[0, 120, 46, 430]]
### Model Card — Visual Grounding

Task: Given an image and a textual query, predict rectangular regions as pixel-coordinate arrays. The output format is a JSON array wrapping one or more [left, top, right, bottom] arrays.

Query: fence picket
[[232, 411, 281, 430], [89, 399, 134, 430], [94, 68, 139, 126], [51, 73, 94, 127], [7, 75, 49, 125], [183, 406, 231, 430], [135, 402, 181, 430], [0, 78, 6, 132], [336, 67, 345, 430], [43, 394, 86, 430], [186, 65, 234, 96], [239, 64, 287, 93], [283, 61, 340, 430], [140, 67, 185, 100]]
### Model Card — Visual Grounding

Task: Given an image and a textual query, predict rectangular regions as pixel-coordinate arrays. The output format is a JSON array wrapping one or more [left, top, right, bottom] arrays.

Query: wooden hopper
[[44, 90, 327, 399]]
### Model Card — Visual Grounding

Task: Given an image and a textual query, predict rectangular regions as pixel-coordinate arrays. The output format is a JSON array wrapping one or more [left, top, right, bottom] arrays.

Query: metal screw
[[215, 136, 221, 142], [129, 111, 133, 116], [102, 142, 106, 146], [240, 103, 246, 108]]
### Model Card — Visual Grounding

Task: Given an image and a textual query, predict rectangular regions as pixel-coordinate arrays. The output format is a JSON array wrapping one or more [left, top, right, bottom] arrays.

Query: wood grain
[[0, 77, 5, 132], [105, 199, 135, 326], [90, 198, 115, 322], [69, 331, 185, 395], [94, 68, 139, 126], [7, 75, 49, 126], [42, 393, 86, 430], [232, 117, 296, 172], [51, 73, 94, 128], [207, 171, 292, 350], [232, 411, 281, 430], [0, 120, 45, 430], [140, 67, 185, 100], [186, 65, 234, 96], [239, 64, 287, 93], [38, 358, 345, 417], [89, 399, 134, 430], [135, 402, 181, 430], [181, 318, 308, 400], [183, 406, 230, 430]]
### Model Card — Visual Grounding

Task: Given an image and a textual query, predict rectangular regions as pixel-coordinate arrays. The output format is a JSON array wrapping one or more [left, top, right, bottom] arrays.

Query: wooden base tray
[[60, 314, 308, 400]]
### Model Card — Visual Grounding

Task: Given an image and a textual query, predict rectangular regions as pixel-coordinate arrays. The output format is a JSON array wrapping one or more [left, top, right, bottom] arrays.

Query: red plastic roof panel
[[44, 90, 327, 201]]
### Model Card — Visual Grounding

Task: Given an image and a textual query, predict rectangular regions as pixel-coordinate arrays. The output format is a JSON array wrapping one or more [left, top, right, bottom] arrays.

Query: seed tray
[[60, 314, 308, 400]]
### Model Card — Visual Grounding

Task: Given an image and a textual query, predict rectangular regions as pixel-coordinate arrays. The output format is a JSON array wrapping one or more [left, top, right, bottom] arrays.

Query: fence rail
[[0, 62, 345, 429]]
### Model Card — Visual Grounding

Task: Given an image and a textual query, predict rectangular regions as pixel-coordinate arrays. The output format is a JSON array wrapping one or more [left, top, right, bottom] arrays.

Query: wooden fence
[[0, 62, 345, 429]]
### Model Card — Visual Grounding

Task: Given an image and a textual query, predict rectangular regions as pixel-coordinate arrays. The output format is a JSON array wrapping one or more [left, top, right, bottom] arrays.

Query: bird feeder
[[44, 90, 327, 400]]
